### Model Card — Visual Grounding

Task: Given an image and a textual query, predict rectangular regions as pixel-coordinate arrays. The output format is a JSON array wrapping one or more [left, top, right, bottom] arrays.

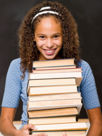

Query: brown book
[[28, 92, 81, 101], [32, 122, 88, 131], [29, 116, 76, 125], [28, 78, 80, 87], [32, 67, 81, 74], [34, 65, 76, 70], [33, 58, 75, 68], [28, 85, 77, 96], [27, 99, 82, 111], [32, 131, 86, 136], [28, 107, 79, 118]]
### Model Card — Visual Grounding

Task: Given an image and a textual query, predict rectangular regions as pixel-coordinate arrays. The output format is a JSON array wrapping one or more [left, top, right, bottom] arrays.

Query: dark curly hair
[[18, 0, 80, 78]]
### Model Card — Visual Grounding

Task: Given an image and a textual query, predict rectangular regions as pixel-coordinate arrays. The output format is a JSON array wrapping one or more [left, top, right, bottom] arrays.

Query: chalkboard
[[0, 0, 102, 120]]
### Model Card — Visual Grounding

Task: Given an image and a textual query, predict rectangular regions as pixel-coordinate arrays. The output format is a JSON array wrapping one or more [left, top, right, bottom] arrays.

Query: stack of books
[[27, 58, 88, 136]]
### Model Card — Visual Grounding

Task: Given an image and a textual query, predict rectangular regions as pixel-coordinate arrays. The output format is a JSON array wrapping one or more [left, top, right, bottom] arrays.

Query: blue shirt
[[1, 58, 100, 125]]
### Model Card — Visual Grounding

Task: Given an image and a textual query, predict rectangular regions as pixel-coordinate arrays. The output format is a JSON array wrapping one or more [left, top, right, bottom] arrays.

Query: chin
[[45, 56, 55, 60], [43, 54, 56, 60]]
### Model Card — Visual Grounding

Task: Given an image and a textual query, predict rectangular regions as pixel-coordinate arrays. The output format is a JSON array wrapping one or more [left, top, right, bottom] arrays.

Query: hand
[[16, 124, 35, 136], [17, 124, 48, 136]]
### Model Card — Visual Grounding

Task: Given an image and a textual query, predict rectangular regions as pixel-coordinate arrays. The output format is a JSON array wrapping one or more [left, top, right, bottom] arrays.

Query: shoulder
[[9, 58, 21, 69], [78, 59, 92, 75], [78, 59, 95, 86], [10, 58, 21, 67], [78, 59, 91, 69], [8, 58, 29, 81], [7, 58, 22, 77]]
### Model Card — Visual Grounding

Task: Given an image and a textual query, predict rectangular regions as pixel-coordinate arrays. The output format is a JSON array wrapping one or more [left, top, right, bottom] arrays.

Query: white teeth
[[47, 50, 53, 53]]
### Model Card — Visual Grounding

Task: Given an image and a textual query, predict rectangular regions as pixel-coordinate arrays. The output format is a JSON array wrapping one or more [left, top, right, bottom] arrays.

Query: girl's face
[[34, 16, 63, 60]]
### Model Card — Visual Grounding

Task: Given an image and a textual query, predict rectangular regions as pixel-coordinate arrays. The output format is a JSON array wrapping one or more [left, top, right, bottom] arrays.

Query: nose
[[46, 38, 53, 48]]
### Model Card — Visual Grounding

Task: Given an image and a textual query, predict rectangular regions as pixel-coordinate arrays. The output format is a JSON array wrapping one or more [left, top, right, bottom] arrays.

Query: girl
[[0, 1, 102, 136]]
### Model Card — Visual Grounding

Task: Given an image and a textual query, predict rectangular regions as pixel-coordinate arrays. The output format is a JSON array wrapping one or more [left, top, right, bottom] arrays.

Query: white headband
[[40, 6, 51, 11], [31, 6, 59, 24]]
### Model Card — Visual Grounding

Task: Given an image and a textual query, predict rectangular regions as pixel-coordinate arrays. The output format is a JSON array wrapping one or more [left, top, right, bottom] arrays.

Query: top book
[[33, 58, 75, 68]]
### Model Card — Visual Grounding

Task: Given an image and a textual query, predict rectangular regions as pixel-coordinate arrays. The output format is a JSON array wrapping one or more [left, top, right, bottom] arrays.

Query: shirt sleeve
[[1, 59, 22, 108], [79, 60, 100, 110]]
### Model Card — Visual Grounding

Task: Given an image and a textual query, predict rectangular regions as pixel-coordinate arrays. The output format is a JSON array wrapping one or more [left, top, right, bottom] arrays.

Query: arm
[[0, 59, 21, 135], [78, 60, 102, 135], [0, 107, 19, 136], [86, 107, 102, 136], [0, 59, 47, 136], [0, 107, 47, 136]]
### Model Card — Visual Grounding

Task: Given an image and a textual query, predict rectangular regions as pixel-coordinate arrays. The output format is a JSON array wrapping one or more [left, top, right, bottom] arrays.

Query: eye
[[53, 34, 60, 39], [39, 35, 45, 39]]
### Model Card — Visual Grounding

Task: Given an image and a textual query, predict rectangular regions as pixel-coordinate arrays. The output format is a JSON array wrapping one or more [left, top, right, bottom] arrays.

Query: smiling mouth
[[44, 49, 56, 56]]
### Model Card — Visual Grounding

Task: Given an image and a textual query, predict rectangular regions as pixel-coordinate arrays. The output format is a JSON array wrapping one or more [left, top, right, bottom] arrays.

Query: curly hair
[[18, 0, 80, 78]]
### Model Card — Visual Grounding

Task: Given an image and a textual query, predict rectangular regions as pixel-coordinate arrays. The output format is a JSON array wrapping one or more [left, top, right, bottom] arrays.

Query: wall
[[0, 0, 102, 120]]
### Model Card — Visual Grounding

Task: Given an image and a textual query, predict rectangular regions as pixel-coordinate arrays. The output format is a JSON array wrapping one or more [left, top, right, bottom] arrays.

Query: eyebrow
[[36, 33, 62, 36]]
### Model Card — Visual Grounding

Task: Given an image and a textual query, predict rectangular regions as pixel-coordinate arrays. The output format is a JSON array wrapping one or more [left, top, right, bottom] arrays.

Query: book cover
[[28, 92, 81, 101], [32, 67, 81, 74], [33, 58, 75, 68], [28, 85, 77, 96], [32, 122, 88, 131], [28, 78, 77, 87], [29, 71, 82, 80], [28, 107, 79, 118], [29, 116, 76, 125], [27, 99, 82, 111], [33, 65, 76, 70]]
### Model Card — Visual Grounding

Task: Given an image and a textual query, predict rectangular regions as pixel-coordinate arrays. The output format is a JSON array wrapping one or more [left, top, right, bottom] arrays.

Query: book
[[28, 85, 77, 96], [28, 92, 81, 101], [28, 78, 80, 87], [33, 58, 75, 68], [32, 131, 86, 136], [29, 116, 76, 125], [27, 99, 82, 111], [28, 107, 79, 118], [27, 58, 87, 135], [32, 67, 81, 74], [29, 71, 82, 80], [33, 65, 76, 70], [32, 122, 88, 131]]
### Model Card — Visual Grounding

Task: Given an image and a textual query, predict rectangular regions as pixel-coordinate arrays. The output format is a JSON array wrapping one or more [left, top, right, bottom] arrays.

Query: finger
[[29, 124, 37, 130], [23, 124, 37, 130]]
